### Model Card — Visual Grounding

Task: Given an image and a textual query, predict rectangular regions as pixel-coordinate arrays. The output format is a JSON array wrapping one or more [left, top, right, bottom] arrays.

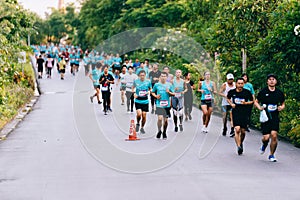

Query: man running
[[163, 66, 174, 84], [148, 63, 161, 114], [99, 66, 114, 115], [198, 71, 217, 133], [89, 65, 102, 104], [254, 74, 285, 162], [172, 70, 188, 132], [36, 55, 44, 79], [227, 77, 253, 155], [152, 72, 175, 139], [124, 66, 138, 113], [136, 62, 149, 79], [219, 73, 236, 137], [132, 70, 152, 134]]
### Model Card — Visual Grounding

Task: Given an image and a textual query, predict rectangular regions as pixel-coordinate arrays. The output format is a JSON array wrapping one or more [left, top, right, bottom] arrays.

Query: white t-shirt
[[124, 73, 138, 92]]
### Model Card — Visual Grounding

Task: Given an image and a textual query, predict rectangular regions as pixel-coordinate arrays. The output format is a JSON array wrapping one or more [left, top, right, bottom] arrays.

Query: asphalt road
[[0, 64, 299, 200]]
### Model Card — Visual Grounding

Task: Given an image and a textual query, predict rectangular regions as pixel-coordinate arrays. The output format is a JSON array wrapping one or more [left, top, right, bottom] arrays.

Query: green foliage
[[0, 0, 35, 129], [30, 0, 300, 146]]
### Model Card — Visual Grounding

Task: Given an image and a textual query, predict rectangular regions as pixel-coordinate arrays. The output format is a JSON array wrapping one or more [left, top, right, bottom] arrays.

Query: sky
[[18, 0, 79, 18]]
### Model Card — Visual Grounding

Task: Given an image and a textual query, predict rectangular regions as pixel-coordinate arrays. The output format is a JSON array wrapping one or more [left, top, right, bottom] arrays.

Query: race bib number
[[76, 58, 79, 61], [205, 94, 212, 100], [115, 62, 120, 65], [175, 92, 182, 98], [139, 90, 147, 96], [234, 98, 244, 104], [102, 86, 108, 91], [268, 104, 277, 112], [160, 100, 168, 107]]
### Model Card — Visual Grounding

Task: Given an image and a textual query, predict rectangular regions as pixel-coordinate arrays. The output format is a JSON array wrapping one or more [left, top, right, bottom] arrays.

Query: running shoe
[[268, 155, 277, 162], [151, 108, 154, 114], [179, 124, 183, 132], [140, 127, 145, 134], [189, 114, 192, 120], [229, 130, 235, 138], [202, 127, 208, 133], [162, 131, 167, 140], [136, 124, 140, 132], [185, 117, 188, 121], [260, 144, 267, 154], [222, 127, 227, 136], [98, 101, 102, 104], [121, 102, 124, 105], [90, 96, 93, 103], [237, 146, 243, 155], [156, 130, 162, 139], [108, 108, 113, 112], [174, 126, 178, 132]]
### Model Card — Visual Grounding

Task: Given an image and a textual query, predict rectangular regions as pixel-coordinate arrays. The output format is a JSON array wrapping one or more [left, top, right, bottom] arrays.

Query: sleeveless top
[[173, 78, 185, 98], [222, 82, 236, 106], [201, 81, 214, 101]]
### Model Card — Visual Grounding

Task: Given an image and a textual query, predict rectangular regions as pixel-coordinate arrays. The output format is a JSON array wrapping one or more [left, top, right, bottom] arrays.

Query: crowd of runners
[[33, 43, 286, 162]]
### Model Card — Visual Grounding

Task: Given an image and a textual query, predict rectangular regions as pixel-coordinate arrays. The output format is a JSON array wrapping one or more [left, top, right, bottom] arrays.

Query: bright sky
[[18, 0, 79, 18]]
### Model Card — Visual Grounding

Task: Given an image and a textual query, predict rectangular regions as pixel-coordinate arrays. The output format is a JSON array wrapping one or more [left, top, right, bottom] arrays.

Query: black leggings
[[47, 67, 52, 76], [102, 91, 111, 111], [126, 91, 134, 111]]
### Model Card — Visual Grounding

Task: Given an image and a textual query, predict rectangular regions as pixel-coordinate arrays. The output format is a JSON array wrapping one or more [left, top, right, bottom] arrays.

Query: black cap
[[267, 74, 277, 80]]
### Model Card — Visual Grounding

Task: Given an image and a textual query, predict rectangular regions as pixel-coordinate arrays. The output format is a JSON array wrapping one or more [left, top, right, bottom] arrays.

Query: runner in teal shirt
[[132, 70, 152, 134], [151, 72, 175, 139], [89, 66, 102, 104]]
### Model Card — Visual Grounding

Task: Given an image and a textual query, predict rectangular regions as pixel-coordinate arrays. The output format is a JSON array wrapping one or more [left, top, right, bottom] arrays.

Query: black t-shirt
[[149, 70, 161, 85], [99, 73, 114, 92], [227, 88, 253, 114], [37, 58, 44, 67], [257, 87, 285, 119]]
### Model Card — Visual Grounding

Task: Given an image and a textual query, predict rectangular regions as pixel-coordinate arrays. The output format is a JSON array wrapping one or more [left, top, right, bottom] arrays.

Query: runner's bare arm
[[218, 83, 226, 97]]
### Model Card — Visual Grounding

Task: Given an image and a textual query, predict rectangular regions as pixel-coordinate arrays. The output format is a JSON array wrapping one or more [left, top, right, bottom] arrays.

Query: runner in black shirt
[[148, 63, 161, 114], [184, 72, 194, 121], [254, 74, 285, 162], [99, 66, 115, 115], [36, 55, 44, 79], [227, 77, 253, 155]]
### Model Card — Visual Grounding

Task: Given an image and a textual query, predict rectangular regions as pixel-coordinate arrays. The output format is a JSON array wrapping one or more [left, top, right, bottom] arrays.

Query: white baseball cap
[[226, 73, 234, 80]]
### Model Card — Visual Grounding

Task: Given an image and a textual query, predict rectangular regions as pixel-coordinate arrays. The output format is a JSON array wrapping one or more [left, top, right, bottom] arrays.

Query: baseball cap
[[267, 74, 277, 80], [226, 73, 234, 80]]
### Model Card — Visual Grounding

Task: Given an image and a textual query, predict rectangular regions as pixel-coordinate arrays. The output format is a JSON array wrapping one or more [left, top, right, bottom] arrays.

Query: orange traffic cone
[[125, 119, 140, 141]]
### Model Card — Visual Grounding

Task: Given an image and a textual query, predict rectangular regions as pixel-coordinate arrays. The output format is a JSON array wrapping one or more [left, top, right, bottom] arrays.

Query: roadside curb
[[0, 97, 39, 141], [0, 55, 40, 141]]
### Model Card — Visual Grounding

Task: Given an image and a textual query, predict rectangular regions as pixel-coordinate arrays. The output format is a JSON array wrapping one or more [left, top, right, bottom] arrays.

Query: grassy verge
[[0, 62, 34, 130]]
